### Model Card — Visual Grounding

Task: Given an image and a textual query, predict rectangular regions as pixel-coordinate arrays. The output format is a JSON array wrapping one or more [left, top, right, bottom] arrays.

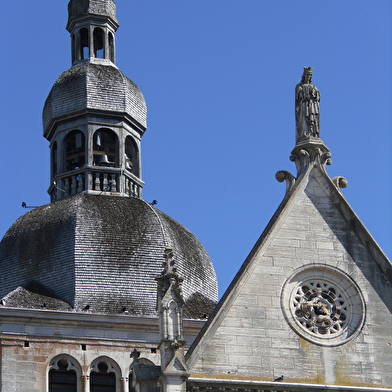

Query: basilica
[[0, 1, 391, 392]]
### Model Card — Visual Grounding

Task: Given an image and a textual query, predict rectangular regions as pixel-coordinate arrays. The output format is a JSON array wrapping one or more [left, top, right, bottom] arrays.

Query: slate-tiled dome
[[68, 0, 118, 25], [43, 64, 147, 135], [0, 194, 218, 319]]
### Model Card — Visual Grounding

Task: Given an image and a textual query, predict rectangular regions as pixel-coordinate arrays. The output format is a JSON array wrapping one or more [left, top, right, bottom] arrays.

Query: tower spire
[[43, 0, 147, 203], [67, 0, 119, 66]]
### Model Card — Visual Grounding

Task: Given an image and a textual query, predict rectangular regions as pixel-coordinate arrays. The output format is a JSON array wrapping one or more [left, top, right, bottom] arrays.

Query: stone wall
[[0, 309, 205, 391], [188, 169, 392, 388]]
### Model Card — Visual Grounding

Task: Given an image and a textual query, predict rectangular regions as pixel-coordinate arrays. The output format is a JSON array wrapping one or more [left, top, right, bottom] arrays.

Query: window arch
[[80, 28, 89, 60], [93, 129, 118, 166], [90, 357, 121, 392], [108, 32, 115, 63], [64, 130, 85, 171], [125, 136, 140, 176], [48, 355, 82, 392], [93, 28, 105, 59]]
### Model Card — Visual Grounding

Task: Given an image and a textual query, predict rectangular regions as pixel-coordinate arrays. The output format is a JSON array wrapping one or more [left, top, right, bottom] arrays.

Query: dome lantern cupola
[[67, 0, 118, 66], [0, 0, 218, 326], [44, 0, 147, 203]]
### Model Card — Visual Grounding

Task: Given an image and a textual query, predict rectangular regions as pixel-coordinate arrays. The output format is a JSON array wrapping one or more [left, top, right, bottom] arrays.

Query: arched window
[[94, 28, 105, 59], [125, 136, 139, 176], [64, 130, 85, 171], [90, 357, 120, 392], [109, 32, 115, 63], [48, 355, 81, 392], [93, 129, 118, 166], [80, 28, 89, 60], [52, 142, 58, 179], [72, 34, 76, 64]]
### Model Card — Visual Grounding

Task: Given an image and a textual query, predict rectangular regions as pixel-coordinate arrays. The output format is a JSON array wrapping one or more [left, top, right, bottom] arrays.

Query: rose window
[[292, 280, 348, 336], [281, 265, 365, 346]]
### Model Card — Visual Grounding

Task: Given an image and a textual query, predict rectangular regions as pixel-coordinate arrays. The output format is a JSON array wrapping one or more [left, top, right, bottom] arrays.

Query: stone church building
[[0, 1, 391, 391]]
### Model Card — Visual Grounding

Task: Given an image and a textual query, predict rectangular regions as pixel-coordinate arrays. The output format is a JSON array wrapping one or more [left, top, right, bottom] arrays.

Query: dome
[[43, 63, 147, 136], [0, 194, 218, 319], [67, 0, 118, 26]]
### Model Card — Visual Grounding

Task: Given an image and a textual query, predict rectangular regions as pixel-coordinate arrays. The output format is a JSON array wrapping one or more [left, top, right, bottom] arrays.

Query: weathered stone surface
[[0, 308, 205, 391], [187, 166, 392, 388]]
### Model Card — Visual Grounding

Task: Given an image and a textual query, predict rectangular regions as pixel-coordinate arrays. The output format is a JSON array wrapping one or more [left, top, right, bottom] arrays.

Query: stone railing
[[49, 166, 144, 202]]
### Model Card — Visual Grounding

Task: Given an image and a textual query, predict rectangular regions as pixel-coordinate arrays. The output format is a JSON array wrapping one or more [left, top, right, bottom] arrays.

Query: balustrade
[[50, 166, 142, 202]]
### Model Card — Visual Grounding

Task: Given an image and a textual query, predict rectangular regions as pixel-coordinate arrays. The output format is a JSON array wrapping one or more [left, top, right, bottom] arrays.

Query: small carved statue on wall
[[295, 67, 320, 141]]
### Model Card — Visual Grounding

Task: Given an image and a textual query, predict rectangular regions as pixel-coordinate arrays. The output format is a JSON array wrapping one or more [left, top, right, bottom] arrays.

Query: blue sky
[[1, 1, 391, 298]]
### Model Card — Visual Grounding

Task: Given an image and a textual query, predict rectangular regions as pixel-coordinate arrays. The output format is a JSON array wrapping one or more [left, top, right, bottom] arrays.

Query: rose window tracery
[[292, 280, 348, 336], [281, 265, 366, 346]]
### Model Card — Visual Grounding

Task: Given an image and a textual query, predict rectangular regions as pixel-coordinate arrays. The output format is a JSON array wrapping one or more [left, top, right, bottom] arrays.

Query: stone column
[[82, 375, 90, 392], [121, 376, 129, 392]]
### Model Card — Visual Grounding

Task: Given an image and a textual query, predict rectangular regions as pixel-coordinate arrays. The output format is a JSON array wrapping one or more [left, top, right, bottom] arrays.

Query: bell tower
[[43, 0, 147, 202], [67, 0, 118, 66]]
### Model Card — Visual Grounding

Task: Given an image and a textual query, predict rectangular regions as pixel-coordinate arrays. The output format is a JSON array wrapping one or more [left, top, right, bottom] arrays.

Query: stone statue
[[295, 67, 320, 141]]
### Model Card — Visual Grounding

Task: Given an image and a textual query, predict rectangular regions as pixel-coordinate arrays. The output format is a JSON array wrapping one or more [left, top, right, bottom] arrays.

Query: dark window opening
[[49, 359, 77, 392], [72, 34, 76, 63], [125, 136, 139, 177], [109, 32, 115, 63], [64, 130, 85, 171], [81, 344, 87, 351], [94, 28, 105, 59], [90, 362, 116, 392], [52, 142, 58, 178], [93, 129, 118, 167], [24, 341, 30, 348], [80, 28, 89, 60]]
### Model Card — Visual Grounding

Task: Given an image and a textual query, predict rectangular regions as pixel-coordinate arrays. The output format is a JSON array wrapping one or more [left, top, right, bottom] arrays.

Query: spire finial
[[130, 348, 140, 362], [156, 247, 184, 297], [276, 68, 334, 194], [162, 247, 176, 276]]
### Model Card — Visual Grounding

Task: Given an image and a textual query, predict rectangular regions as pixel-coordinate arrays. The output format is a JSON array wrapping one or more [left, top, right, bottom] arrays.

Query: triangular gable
[[186, 151, 392, 388]]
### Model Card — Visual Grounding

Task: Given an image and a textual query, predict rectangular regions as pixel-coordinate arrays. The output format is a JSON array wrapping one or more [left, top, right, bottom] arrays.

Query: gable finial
[[290, 68, 331, 178], [276, 68, 349, 196]]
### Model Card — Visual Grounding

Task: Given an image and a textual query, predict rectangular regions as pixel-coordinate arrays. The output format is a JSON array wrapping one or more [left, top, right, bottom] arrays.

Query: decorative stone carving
[[292, 280, 349, 336], [281, 265, 366, 346], [275, 171, 296, 197], [290, 146, 331, 177], [332, 176, 348, 189], [156, 248, 189, 392], [276, 68, 350, 199], [295, 67, 320, 142]]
